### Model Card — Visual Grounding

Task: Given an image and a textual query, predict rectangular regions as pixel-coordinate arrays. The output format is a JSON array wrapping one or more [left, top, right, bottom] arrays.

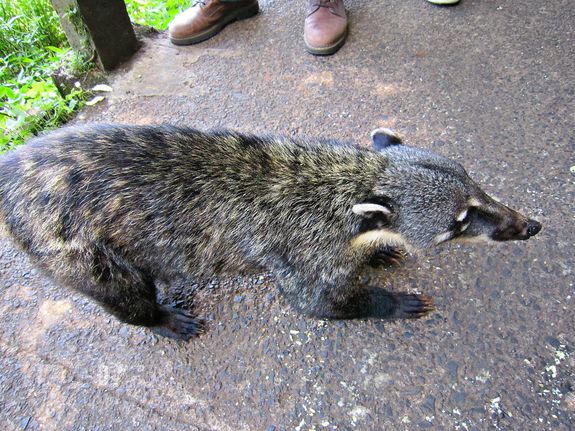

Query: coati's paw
[[369, 247, 408, 267], [152, 306, 205, 340], [395, 293, 435, 319]]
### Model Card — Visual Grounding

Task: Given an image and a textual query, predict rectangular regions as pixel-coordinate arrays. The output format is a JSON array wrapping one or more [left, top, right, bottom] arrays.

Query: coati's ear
[[371, 128, 402, 152], [353, 198, 396, 232], [352, 203, 392, 217]]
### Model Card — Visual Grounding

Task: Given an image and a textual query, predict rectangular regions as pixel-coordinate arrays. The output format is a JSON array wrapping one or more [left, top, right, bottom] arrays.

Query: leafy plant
[[0, 0, 89, 152], [0, 70, 84, 151], [0, 0, 187, 152], [125, 0, 190, 30]]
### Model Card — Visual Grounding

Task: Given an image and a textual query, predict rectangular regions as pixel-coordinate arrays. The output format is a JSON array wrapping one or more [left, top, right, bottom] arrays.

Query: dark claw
[[369, 247, 408, 268], [152, 307, 204, 340], [173, 311, 197, 322], [396, 293, 435, 319]]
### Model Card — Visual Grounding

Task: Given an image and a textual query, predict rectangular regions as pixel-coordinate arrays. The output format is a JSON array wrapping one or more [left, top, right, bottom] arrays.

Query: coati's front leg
[[356, 287, 434, 319], [276, 273, 434, 320]]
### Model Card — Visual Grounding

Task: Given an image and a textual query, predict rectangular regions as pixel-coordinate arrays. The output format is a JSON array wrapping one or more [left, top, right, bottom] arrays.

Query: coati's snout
[[492, 218, 542, 241], [457, 190, 542, 243], [483, 206, 542, 242]]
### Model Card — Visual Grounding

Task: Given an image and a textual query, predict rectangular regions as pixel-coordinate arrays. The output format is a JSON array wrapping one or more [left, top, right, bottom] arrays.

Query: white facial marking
[[352, 203, 391, 216], [456, 209, 468, 222], [457, 234, 493, 244], [460, 222, 470, 232], [433, 231, 453, 245], [468, 197, 482, 207]]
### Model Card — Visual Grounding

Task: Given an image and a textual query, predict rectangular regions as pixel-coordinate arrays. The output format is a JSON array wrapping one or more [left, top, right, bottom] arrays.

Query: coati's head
[[352, 128, 542, 250]]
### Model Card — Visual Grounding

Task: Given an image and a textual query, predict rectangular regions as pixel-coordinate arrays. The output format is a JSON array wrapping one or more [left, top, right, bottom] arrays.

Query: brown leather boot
[[169, 0, 259, 45], [304, 0, 348, 55]]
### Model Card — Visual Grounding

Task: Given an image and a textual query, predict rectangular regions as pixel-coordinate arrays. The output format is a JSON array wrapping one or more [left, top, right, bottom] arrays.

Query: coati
[[0, 124, 542, 340]]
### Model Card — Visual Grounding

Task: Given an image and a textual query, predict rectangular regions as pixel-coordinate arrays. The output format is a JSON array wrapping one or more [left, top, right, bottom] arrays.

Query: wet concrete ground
[[1, 0, 574, 429]]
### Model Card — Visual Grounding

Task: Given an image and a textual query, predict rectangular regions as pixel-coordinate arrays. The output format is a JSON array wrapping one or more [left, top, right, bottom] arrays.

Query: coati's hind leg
[[277, 275, 434, 320], [368, 246, 408, 268], [96, 281, 203, 341], [68, 244, 202, 340]]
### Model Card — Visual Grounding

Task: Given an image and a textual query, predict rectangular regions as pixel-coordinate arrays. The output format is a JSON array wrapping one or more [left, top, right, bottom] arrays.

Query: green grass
[[125, 0, 190, 30], [0, 0, 190, 152], [0, 0, 88, 152]]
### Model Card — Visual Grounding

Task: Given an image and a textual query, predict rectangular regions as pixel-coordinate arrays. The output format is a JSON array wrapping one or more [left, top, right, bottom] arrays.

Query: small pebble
[[451, 390, 466, 404], [445, 361, 459, 381], [20, 417, 32, 429], [563, 392, 575, 412], [421, 395, 436, 412], [544, 336, 561, 349]]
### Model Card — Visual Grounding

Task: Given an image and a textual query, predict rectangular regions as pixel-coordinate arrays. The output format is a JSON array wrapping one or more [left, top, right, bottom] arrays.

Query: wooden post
[[51, 0, 139, 71]]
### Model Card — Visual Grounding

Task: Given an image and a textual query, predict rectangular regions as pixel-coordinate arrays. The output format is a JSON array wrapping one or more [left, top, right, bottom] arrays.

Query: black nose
[[526, 219, 542, 237]]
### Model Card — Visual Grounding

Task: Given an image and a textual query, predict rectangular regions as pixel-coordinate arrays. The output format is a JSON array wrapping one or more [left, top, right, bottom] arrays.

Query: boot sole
[[170, 3, 259, 46], [304, 28, 348, 56], [426, 0, 460, 4]]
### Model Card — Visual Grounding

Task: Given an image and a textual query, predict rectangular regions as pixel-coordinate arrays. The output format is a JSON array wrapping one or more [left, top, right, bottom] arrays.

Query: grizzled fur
[[0, 124, 541, 339]]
